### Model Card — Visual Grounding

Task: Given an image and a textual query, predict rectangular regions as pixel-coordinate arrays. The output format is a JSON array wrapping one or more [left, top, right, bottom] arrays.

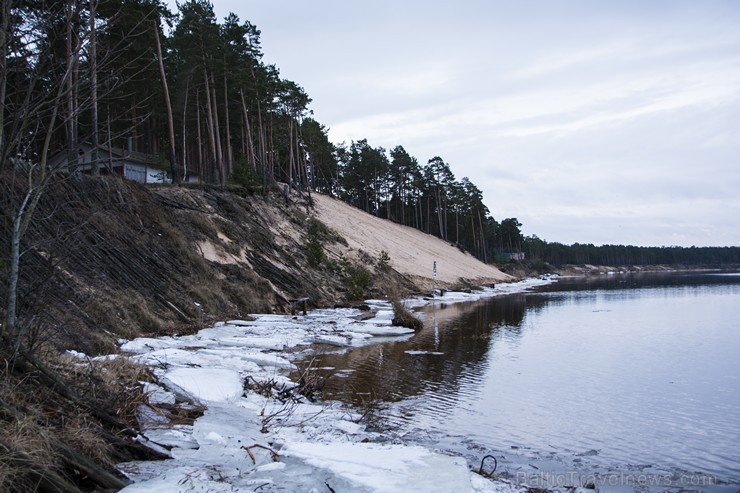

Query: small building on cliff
[[48, 143, 199, 184]]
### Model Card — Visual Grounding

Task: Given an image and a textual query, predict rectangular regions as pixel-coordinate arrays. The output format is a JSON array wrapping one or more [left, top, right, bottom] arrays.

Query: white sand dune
[[311, 193, 513, 286]]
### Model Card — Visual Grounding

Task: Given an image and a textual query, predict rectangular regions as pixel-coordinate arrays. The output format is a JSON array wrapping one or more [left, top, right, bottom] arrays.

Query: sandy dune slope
[[311, 193, 513, 286]]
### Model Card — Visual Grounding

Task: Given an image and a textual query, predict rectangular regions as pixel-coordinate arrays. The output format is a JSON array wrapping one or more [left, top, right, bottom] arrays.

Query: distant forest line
[[2, 0, 736, 270], [523, 239, 740, 267]]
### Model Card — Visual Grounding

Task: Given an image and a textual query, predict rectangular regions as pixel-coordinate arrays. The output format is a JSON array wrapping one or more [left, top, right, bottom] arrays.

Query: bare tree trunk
[[210, 73, 224, 185], [297, 124, 304, 188], [5, 86, 63, 346], [196, 89, 203, 178], [106, 108, 113, 173], [415, 196, 420, 230], [181, 76, 189, 181], [239, 89, 257, 172], [443, 198, 448, 240], [72, 2, 79, 153], [129, 96, 136, 152], [478, 209, 488, 263], [436, 189, 444, 239], [5, 194, 25, 341], [203, 70, 218, 184], [0, 0, 11, 159], [267, 113, 275, 183], [399, 177, 405, 225], [288, 118, 294, 184], [153, 21, 178, 184], [455, 208, 459, 244], [426, 196, 431, 234], [90, 0, 99, 176], [239, 96, 246, 158], [257, 101, 267, 193], [223, 71, 233, 177], [295, 120, 303, 187], [300, 124, 313, 203], [65, 0, 77, 167]]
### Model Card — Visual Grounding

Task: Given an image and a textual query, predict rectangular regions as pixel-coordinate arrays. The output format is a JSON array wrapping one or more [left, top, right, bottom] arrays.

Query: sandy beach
[[311, 193, 513, 287]]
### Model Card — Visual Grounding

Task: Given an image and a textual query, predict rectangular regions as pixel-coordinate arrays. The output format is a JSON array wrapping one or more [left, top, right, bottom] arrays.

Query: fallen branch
[[241, 443, 279, 464], [390, 297, 423, 331]]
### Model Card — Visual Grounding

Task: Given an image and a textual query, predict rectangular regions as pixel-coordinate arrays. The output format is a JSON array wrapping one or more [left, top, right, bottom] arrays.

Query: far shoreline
[[500, 262, 740, 279]]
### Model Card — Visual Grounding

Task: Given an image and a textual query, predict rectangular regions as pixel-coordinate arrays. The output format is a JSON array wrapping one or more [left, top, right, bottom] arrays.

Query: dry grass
[[0, 430, 57, 493], [93, 356, 153, 428], [58, 410, 111, 465], [0, 346, 159, 491], [0, 397, 55, 460], [0, 366, 65, 490]]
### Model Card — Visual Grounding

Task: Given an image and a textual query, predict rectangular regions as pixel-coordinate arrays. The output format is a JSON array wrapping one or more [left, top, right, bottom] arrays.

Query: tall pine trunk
[[223, 71, 233, 177], [288, 118, 294, 184], [90, 0, 99, 176], [181, 77, 189, 181], [0, 0, 11, 159], [106, 108, 113, 173], [455, 209, 459, 245], [65, 0, 77, 168], [436, 189, 444, 240], [210, 73, 224, 185], [203, 70, 219, 184], [196, 89, 203, 179], [240, 89, 257, 172], [478, 210, 488, 263], [153, 21, 178, 184]]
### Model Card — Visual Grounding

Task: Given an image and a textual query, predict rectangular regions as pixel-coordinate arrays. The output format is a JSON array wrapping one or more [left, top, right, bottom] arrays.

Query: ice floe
[[115, 278, 557, 492]]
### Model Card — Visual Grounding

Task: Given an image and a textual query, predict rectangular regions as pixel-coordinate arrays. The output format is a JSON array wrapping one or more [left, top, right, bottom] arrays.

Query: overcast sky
[[168, 1, 740, 247]]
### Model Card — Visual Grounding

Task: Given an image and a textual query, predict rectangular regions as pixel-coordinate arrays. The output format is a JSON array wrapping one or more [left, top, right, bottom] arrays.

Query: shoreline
[[109, 278, 563, 492], [502, 262, 740, 280], [550, 263, 740, 276], [107, 271, 740, 492]]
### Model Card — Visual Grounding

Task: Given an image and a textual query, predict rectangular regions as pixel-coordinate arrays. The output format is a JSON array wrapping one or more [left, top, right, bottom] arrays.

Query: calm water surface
[[305, 272, 740, 491]]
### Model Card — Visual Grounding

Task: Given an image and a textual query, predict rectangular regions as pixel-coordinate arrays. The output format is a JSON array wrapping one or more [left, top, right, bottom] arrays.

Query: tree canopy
[[2, 0, 735, 268]]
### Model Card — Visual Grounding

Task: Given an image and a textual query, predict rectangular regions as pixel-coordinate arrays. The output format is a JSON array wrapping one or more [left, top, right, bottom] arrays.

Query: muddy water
[[303, 272, 740, 491]]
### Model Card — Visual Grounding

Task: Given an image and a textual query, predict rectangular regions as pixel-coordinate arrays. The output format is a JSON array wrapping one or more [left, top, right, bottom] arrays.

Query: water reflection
[[308, 294, 535, 407], [305, 272, 738, 410], [297, 271, 740, 488]]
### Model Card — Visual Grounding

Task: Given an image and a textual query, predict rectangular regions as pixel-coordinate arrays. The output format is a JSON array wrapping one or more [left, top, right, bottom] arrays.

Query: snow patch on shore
[[160, 368, 243, 403], [116, 278, 555, 492], [282, 441, 473, 492]]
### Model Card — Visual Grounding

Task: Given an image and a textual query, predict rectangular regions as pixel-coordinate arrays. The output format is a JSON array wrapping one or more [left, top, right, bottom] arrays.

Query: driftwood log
[[289, 297, 309, 315]]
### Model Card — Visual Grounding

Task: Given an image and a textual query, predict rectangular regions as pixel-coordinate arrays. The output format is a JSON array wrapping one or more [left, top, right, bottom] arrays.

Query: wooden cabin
[[47, 143, 199, 184]]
